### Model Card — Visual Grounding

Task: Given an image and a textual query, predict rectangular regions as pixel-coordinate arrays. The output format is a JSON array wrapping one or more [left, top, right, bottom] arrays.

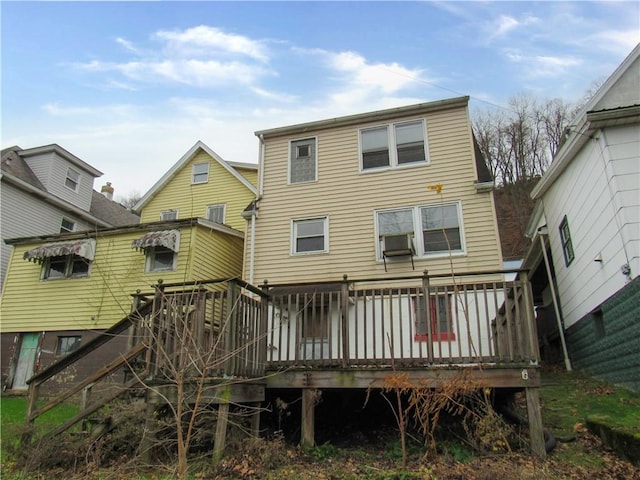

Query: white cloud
[[505, 50, 583, 78], [588, 30, 640, 55], [115, 37, 140, 54], [155, 25, 269, 62], [75, 26, 273, 88]]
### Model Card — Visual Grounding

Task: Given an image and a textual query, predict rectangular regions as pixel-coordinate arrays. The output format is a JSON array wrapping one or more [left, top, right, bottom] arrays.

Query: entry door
[[12, 333, 40, 390]]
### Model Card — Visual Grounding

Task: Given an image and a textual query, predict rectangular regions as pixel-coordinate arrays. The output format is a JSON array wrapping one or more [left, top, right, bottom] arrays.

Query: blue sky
[[2, 1, 638, 200]]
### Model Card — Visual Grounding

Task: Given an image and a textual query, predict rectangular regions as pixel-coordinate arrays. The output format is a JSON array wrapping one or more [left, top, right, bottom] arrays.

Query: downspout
[[538, 227, 572, 371], [248, 134, 265, 285]]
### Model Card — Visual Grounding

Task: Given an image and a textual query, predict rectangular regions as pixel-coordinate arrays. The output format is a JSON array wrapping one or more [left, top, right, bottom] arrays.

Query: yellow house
[[1, 141, 257, 391]]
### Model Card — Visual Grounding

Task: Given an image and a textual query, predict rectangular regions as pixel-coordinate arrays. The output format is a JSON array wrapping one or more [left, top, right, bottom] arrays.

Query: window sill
[[414, 333, 456, 342]]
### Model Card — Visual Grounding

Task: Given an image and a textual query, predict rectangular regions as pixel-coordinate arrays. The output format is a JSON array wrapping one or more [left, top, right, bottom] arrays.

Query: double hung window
[[361, 120, 427, 171], [65, 168, 80, 191], [292, 217, 328, 254], [376, 202, 464, 259], [60, 218, 75, 233], [289, 137, 317, 184], [192, 162, 209, 184]]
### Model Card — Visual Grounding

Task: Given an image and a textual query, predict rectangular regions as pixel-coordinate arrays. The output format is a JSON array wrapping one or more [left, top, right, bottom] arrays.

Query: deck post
[[142, 390, 158, 465], [212, 402, 230, 464], [341, 275, 350, 367], [250, 402, 261, 437], [225, 280, 239, 376], [300, 388, 317, 449], [525, 387, 546, 458]]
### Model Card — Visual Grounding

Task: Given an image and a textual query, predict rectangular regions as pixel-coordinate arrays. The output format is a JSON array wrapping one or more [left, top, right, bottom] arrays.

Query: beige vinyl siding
[[140, 151, 255, 232], [250, 105, 502, 285], [0, 226, 241, 333]]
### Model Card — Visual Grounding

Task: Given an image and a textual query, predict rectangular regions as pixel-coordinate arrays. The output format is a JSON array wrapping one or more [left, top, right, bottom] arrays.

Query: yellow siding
[[139, 150, 255, 231], [249, 105, 503, 285], [0, 225, 243, 333], [190, 227, 244, 281], [233, 166, 258, 187]]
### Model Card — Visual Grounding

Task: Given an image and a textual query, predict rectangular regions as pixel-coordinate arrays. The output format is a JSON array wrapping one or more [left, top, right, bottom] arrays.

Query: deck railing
[[263, 270, 539, 369], [129, 278, 268, 381]]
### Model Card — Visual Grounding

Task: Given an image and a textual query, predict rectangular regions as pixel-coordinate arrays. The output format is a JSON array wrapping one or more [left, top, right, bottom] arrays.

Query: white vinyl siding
[[289, 137, 317, 184], [541, 122, 640, 330], [0, 183, 91, 291]]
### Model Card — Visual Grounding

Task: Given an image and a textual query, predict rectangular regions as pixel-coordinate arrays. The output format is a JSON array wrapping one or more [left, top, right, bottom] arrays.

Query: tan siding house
[[246, 96, 502, 285]]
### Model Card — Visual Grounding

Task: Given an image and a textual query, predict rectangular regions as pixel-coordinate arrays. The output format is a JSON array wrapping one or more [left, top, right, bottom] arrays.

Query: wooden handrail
[[28, 343, 147, 423], [27, 299, 153, 386]]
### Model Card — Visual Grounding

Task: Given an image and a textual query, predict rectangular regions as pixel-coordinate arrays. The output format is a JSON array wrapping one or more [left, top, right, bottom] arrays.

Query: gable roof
[[1, 145, 139, 228], [133, 140, 258, 212], [531, 44, 640, 199]]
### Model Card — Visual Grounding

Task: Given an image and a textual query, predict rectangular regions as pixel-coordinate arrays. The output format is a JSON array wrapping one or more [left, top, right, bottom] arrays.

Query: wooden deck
[[24, 270, 546, 458]]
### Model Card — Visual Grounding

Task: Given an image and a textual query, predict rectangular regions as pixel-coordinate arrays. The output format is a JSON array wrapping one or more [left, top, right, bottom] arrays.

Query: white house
[[523, 44, 640, 391]]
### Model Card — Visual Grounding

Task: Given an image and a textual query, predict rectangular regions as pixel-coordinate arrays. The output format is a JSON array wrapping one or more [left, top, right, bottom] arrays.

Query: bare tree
[[116, 191, 142, 210], [473, 93, 577, 259]]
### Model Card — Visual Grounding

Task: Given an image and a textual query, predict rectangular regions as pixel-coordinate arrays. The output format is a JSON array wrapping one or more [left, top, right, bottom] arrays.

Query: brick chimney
[[101, 182, 114, 200]]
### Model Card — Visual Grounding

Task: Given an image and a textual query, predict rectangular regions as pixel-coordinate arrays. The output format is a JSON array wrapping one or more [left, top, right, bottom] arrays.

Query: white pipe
[[539, 232, 572, 371]]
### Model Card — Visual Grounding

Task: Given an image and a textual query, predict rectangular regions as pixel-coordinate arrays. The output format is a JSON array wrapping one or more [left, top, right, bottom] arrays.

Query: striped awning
[[23, 238, 96, 263], [131, 229, 180, 253]]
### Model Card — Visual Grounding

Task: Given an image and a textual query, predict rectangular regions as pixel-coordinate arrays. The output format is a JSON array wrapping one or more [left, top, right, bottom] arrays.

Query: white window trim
[[291, 215, 329, 255], [288, 136, 318, 185], [359, 119, 429, 173], [60, 218, 75, 233], [160, 209, 179, 221], [65, 167, 81, 192], [145, 247, 178, 273], [206, 204, 226, 223], [192, 162, 210, 184], [374, 201, 465, 261]]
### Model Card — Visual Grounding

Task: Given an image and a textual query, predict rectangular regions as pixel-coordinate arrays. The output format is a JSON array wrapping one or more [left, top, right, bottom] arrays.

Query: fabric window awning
[[23, 238, 96, 263], [131, 229, 180, 253]]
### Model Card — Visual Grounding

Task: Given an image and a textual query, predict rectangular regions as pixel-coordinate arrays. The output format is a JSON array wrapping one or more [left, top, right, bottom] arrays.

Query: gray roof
[[90, 190, 140, 227], [1, 146, 45, 190]]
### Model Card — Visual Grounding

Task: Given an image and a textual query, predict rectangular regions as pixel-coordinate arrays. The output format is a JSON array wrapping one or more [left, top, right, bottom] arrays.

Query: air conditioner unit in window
[[383, 234, 413, 252], [382, 234, 415, 272]]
